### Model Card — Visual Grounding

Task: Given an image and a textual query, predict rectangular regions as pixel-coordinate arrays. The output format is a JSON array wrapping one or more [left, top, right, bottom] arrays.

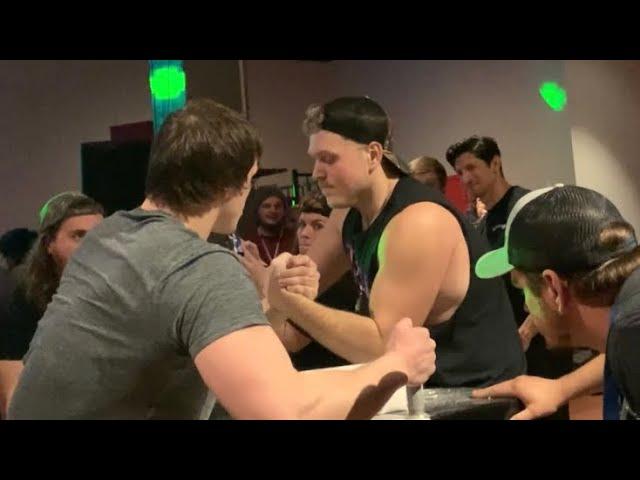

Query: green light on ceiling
[[149, 66, 186, 100], [539, 82, 567, 112]]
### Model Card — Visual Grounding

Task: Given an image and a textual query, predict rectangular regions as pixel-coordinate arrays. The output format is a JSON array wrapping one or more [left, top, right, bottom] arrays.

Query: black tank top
[[342, 176, 525, 387], [289, 272, 358, 371]]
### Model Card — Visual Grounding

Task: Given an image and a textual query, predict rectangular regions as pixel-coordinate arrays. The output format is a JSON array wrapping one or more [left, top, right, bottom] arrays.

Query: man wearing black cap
[[274, 96, 525, 388], [472, 185, 640, 420]]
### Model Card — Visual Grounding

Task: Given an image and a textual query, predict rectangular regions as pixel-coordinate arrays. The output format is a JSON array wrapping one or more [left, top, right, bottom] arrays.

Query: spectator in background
[[241, 191, 359, 370], [241, 186, 296, 265], [447, 135, 574, 419], [0, 192, 104, 418], [408, 156, 447, 193], [0, 228, 37, 273]]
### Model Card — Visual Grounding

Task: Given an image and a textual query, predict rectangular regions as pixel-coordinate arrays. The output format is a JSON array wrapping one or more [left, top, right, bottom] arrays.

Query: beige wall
[[0, 60, 246, 233], [245, 60, 576, 194], [565, 60, 640, 231], [0, 60, 151, 232]]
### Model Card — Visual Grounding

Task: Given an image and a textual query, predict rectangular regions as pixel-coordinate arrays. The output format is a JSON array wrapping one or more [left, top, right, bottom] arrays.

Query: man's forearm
[[262, 298, 311, 353], [262, 298, 287, 333], [558, 354, 605, 403], [277, 292, 384, 364], [297, 352, 407, 419]]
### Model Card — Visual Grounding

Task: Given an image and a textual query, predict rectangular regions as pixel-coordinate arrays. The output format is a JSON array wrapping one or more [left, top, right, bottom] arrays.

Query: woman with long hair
[[0, 192, 103, 417]]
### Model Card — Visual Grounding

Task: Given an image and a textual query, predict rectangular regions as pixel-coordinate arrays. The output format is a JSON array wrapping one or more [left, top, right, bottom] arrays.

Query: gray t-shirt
[[8, 208, 267, 419]]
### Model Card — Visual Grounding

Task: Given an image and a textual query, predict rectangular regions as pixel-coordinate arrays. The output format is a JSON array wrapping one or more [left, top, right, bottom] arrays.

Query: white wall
[[244, 60, 336, 187], [330, 60, 576, 189], [565, 60, 640, 231], [0, 60, 151, 233], [184, 60, 243, 112], [244, 60, 576, 194]]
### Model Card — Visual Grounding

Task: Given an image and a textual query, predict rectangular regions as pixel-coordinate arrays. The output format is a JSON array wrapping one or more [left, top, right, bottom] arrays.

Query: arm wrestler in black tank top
[[342, 177, 525, 387]]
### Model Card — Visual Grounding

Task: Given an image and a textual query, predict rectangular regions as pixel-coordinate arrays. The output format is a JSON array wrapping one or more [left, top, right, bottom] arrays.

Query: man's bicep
[[194, 324, 300, 419], [369, 248, 444, 338], [369, 205, 459, 338]]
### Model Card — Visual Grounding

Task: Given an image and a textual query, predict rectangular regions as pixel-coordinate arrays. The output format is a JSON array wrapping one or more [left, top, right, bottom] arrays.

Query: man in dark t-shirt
[[447, 135, 574, 418]]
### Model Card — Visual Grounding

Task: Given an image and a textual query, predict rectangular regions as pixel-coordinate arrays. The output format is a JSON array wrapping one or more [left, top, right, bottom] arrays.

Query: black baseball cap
[[476, 185, 638, 278], [305, 96, 411, 175]]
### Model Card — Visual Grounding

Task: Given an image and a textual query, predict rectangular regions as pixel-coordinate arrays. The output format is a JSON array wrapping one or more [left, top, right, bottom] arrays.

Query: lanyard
[[260, 229, 283, 263]]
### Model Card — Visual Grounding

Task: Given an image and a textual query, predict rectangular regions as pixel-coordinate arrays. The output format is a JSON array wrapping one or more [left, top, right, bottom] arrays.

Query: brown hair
[[24, 194, 104, 316], [408, 156, 447, 191], [524, 221, 640, 306], [299, 191, 332, 218], [146, 99, 262, 217]]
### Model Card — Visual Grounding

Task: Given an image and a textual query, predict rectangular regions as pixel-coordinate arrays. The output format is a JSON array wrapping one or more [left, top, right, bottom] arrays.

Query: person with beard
[[240, 191, 359, 370], [242, 186, 297, 265]]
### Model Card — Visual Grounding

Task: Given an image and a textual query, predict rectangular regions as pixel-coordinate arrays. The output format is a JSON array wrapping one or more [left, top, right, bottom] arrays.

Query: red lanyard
[[260, 230, 283, 263]]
